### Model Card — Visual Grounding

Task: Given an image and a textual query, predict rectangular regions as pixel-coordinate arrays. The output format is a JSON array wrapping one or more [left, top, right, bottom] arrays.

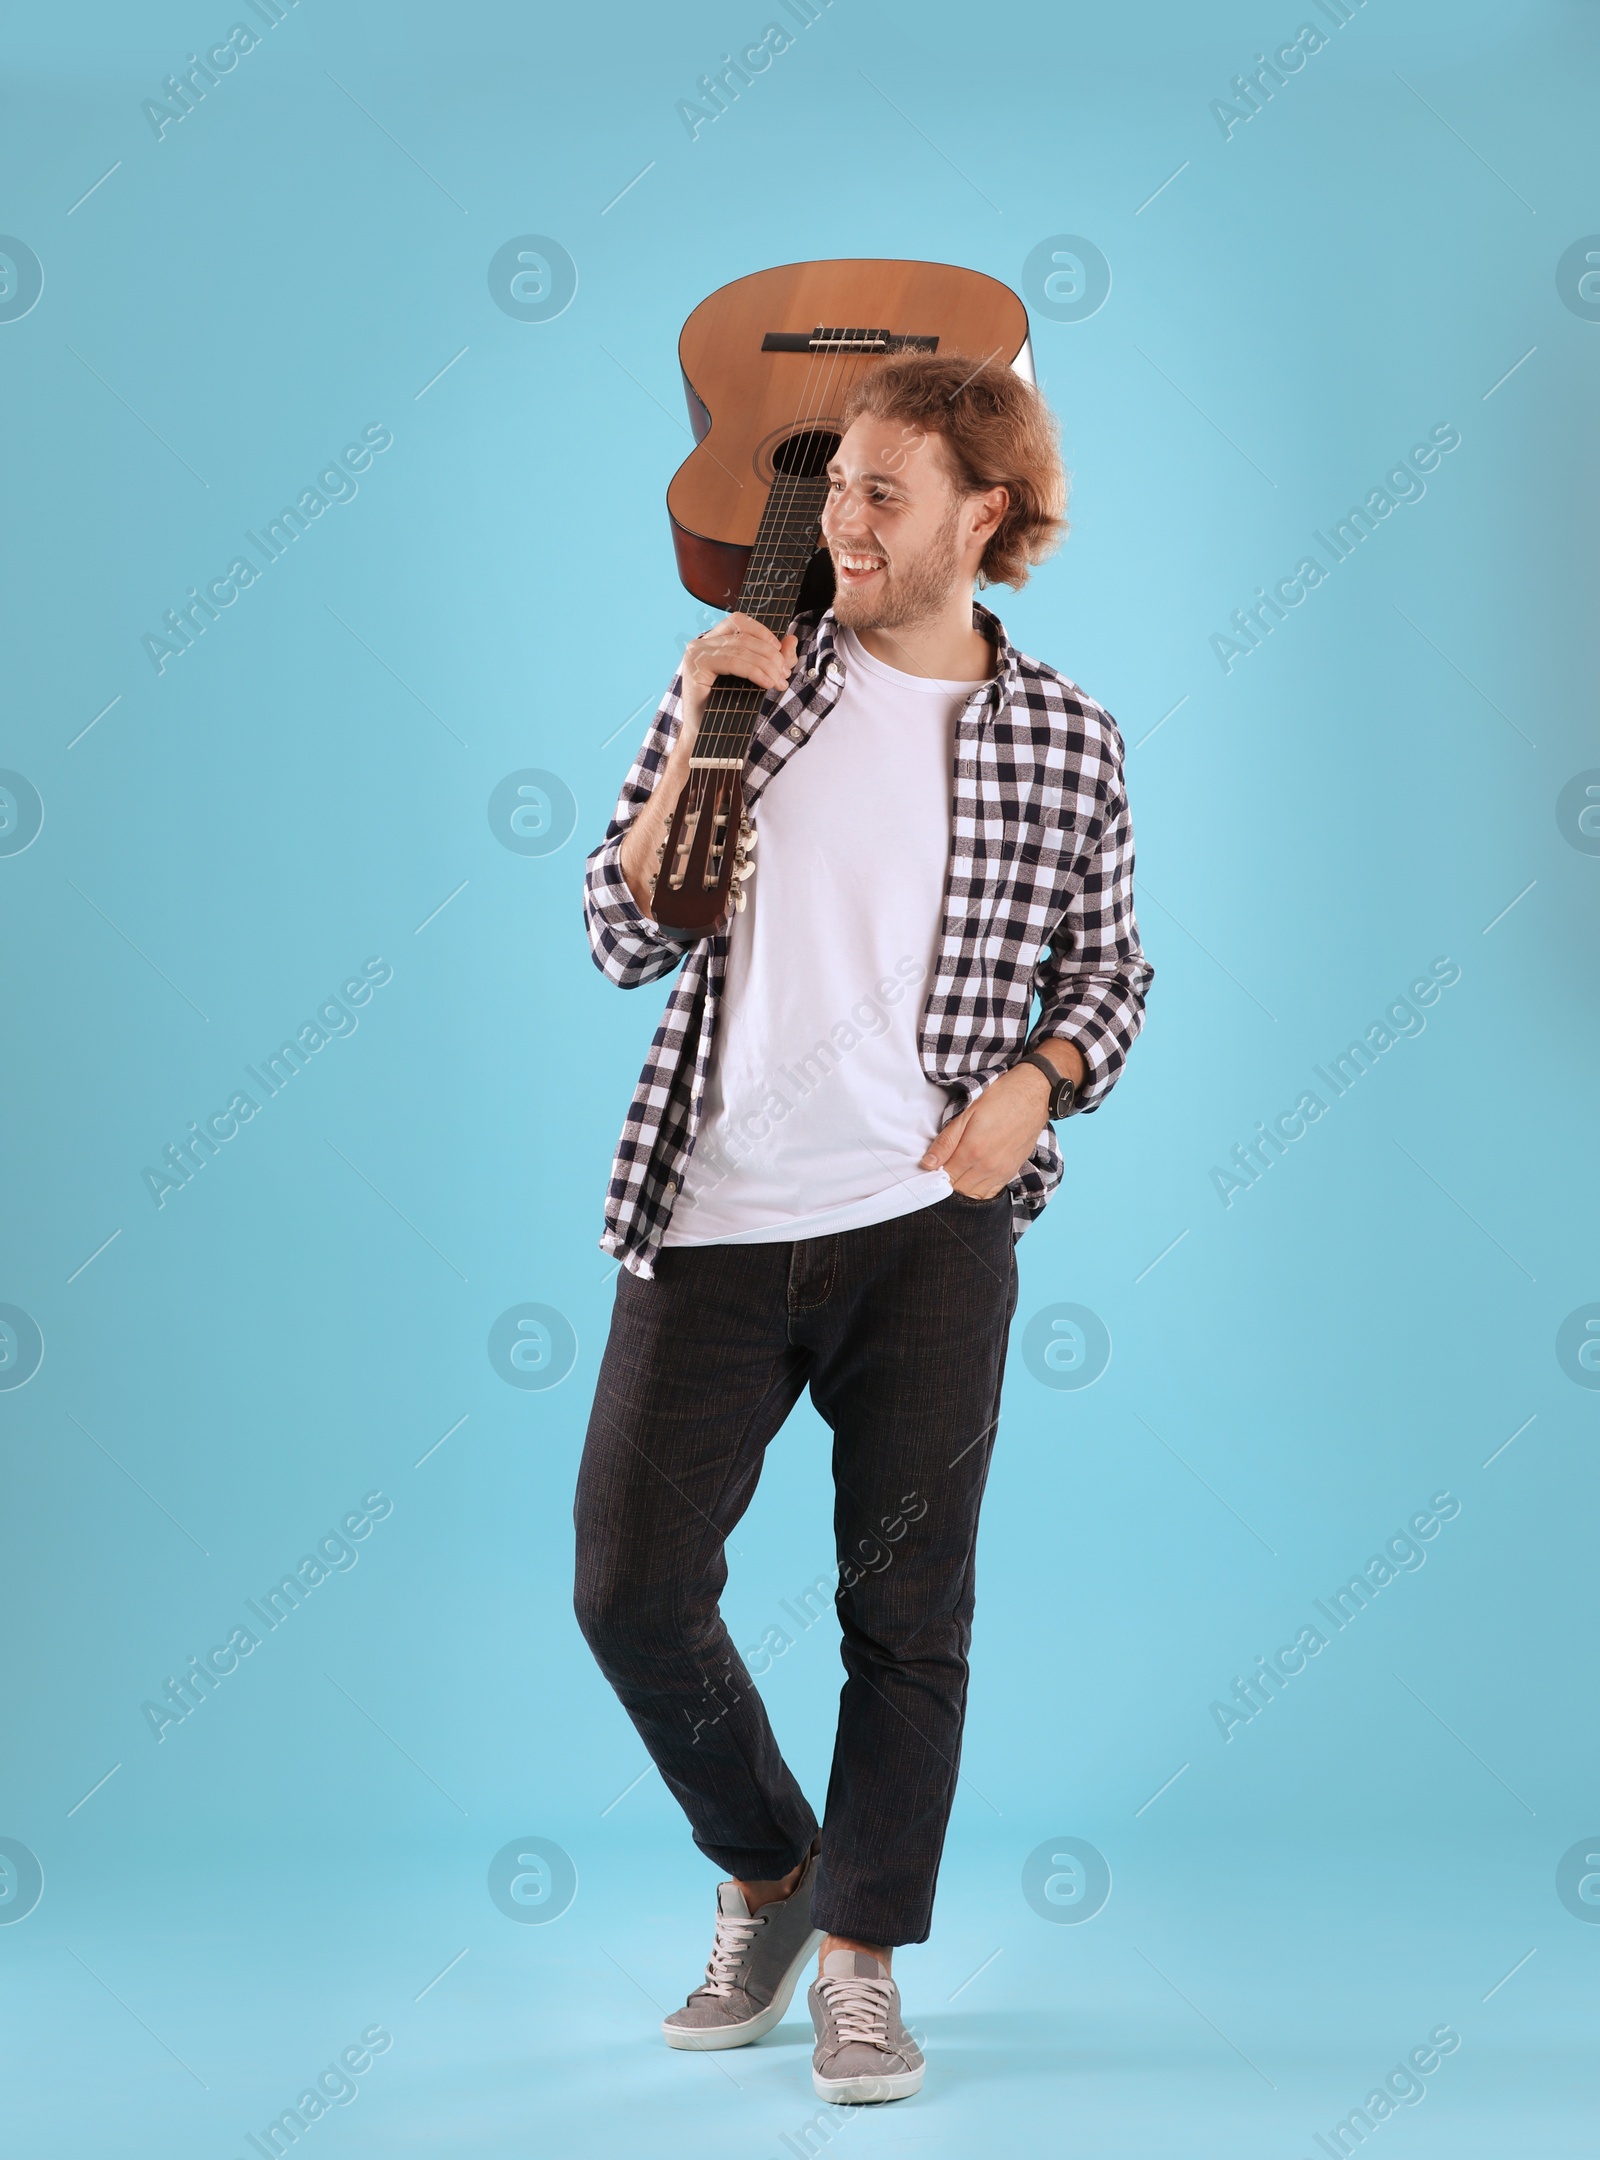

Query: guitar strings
[[682, 326, 863, 866], [677, 304, 880, 876], [684, 313, 848, 816], [680, 342, 819, 824], [696, 324, 835, 760], [696, 319, 865, 761]]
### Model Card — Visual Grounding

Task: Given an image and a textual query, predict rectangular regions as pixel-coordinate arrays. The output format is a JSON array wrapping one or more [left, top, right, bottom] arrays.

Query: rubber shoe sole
[[662, 1928, 824, 2051], [813, 2060, 925, 2103]]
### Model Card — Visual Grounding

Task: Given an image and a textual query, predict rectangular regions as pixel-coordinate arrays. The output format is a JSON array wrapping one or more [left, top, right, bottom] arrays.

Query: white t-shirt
[[663, 627, 991, 1248]]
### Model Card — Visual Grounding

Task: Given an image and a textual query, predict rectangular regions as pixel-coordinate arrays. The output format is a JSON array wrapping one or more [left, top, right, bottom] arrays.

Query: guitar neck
[[691, 472, 829, 766]]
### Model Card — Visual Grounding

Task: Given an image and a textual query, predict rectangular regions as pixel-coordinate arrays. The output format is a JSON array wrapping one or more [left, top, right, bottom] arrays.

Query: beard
[[829, 503, 965, 632]]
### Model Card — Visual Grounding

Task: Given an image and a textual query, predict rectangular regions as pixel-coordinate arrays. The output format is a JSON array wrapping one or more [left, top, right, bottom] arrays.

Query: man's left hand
[[920, 1043, 1084, 1199]]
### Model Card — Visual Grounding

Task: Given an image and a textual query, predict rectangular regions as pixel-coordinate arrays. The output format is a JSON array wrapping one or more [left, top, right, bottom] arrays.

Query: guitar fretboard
[[692, 472, 830, 763]]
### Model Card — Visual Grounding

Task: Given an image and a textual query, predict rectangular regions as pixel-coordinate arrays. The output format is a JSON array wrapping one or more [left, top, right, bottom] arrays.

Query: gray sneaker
[[662, 1847, 823, 2050], [809, 1948, 925, 2102]]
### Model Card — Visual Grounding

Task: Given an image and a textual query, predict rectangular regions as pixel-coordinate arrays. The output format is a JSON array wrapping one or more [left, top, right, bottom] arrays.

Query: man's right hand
[[676, 613, 799, 750], [619, 615, 799, 918]]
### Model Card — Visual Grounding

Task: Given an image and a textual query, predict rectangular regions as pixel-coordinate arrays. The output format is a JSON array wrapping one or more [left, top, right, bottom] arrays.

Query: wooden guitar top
[[667, 258, 1031, 556]]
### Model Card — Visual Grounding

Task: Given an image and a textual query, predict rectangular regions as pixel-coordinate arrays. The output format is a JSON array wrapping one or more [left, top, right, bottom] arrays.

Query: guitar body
[[667, 258, 1032, 608], [652, 257, 1031, 931]]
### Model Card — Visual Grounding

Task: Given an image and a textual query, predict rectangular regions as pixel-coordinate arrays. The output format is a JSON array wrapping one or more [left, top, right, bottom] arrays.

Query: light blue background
[[1, 2, 1596, 2153]]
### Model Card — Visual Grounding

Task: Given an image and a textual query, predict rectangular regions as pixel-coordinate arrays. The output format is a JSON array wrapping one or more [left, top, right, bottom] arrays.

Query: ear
[[970, 484, 1009, 543]]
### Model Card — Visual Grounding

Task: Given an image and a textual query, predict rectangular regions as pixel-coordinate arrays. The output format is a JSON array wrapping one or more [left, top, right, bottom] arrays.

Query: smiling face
[[820, 415, 1006, 633]]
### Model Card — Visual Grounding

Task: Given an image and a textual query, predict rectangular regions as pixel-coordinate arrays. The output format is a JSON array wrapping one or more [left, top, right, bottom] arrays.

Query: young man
[[576, 353, 1150, 2102]]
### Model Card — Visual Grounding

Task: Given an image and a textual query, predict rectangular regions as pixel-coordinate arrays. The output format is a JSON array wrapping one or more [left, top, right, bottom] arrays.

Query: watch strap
[[1015, 1049, 1076, 1119]]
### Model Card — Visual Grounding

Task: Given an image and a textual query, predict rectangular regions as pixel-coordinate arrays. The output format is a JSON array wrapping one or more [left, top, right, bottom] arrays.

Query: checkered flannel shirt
[[583, 602, 1152, 1279]]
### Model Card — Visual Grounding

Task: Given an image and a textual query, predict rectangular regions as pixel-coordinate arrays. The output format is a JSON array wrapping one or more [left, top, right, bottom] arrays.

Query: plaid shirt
[[584, 602, 1152, 1279]]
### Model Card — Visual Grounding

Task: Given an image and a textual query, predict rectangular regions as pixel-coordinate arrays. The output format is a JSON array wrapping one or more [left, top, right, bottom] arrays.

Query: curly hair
[[838, 352, 1068, 590]]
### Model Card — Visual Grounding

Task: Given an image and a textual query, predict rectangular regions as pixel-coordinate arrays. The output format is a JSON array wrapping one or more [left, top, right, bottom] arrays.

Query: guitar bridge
[[761, 328, 939, 353]]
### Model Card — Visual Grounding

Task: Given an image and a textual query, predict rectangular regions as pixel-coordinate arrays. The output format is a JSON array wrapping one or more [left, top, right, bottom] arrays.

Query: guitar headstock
[[651, 769, 752, 933]]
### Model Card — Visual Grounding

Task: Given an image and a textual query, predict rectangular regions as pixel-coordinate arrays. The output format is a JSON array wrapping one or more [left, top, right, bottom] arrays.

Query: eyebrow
[[824, 461, 901, 485]]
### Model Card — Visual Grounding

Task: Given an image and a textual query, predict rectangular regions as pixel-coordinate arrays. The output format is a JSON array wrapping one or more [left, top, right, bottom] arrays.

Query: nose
[[824, 492, 868, 544]]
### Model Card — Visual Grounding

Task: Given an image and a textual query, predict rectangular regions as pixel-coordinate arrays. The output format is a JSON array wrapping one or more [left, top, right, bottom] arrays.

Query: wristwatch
[[1014, 1049, 1078, 1121]]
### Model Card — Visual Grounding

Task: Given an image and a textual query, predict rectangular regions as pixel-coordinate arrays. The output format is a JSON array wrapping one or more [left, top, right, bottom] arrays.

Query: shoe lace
[[701, 1908, 766, 1996], [819, 1972, 894, 2049]]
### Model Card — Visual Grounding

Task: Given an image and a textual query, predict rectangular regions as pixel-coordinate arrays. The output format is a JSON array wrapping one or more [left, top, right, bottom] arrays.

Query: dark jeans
[[573, 1188, 1019, 1947]]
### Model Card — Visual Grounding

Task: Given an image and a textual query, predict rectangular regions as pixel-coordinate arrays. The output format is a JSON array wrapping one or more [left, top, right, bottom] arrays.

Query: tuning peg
[[734, 859, 755, 880], [732, 885, 747, 912]]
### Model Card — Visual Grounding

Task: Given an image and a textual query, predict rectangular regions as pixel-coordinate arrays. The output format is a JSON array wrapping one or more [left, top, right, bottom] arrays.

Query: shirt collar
[[805, 599, 1019, 708]]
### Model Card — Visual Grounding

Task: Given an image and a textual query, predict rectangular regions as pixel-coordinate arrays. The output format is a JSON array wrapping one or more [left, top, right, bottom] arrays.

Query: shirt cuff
[[1030, 1022, 1114, 1113], [602, 829, 686, 930]]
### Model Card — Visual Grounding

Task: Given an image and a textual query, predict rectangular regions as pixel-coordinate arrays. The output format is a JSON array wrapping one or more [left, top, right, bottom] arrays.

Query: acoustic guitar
[[651, 257, 1031, 932]]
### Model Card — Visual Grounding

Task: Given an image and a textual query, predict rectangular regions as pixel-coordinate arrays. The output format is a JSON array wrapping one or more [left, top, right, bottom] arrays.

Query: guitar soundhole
[[771, 428, 840, 478]]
